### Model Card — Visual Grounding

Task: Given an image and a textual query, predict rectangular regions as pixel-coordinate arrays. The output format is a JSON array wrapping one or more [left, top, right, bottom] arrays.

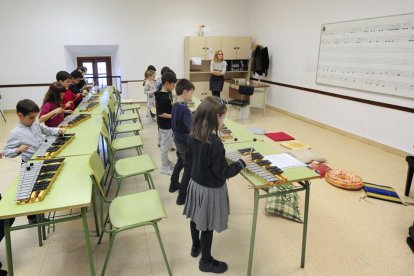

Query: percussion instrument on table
[[16, 158, 65, 204], [58, 114, 91, 128], [78, 102, 99, 112], [85, 95, 99, 103], [32, 134, 75, 160], [226, 148, 287, 185]]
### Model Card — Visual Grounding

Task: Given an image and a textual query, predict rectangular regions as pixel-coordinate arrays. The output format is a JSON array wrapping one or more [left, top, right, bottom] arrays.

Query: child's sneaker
[[169, 182, 179, 193], [199, 258, 228, 273], [160, 166, 173, 176]]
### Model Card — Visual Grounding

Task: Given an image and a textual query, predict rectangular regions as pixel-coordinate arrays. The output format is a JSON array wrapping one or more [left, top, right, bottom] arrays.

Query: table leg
[[247, 189, 259, 276], [91, 191, 100, 237], [81, 207, 96, 276], [301, 181, 311, 268], [37, 214, 43, 247], [4, 218, 13, 276]]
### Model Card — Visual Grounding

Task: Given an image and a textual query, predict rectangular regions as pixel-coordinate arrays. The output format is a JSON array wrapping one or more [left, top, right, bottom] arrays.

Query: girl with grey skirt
[[183, 96, 251, 273]]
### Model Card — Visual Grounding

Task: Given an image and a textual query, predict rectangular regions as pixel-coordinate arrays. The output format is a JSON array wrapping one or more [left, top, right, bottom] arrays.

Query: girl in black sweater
[[183, 96, 251, 273]]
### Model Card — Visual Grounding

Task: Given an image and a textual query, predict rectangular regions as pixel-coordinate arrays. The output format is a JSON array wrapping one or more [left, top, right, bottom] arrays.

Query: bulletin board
[[316, 13, 414, 99]]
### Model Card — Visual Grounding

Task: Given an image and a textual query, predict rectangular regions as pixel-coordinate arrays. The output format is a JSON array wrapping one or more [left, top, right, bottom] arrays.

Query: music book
[[264, 153, 307, 169]]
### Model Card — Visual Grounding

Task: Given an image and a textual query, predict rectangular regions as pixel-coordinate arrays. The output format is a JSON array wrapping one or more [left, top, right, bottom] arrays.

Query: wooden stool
[[405, 156, 414, 196]]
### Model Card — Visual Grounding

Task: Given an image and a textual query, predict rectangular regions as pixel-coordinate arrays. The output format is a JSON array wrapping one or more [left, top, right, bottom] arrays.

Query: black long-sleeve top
[[188, 133, 246, 188]]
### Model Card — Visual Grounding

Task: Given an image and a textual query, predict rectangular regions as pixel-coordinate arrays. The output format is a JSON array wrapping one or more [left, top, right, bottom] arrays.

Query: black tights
[[211, 91, 221, 97], [190, 221, 214, 262]]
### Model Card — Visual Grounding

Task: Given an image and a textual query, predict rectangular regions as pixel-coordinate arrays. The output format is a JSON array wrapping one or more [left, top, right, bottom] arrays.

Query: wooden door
[[188, 37, 206, 59], [221, 37, 237, 59], [236, 37, 252, 59], [205, 36, 222, 60]]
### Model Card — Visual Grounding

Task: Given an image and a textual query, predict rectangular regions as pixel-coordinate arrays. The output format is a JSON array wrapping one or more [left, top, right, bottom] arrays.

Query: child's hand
[[82, 91, 88, 97], [64, 110, 73, 114], [58, 127, 67, 134], [54, 107, 63, 115], [16, 145, 29, 154], [65, 102, 72, 108], [240, 154, 252, 165]]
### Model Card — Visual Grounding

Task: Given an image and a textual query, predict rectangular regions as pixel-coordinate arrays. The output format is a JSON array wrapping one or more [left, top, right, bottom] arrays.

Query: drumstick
[[50, 94, 81, 120], [250, 138, 257, 155]]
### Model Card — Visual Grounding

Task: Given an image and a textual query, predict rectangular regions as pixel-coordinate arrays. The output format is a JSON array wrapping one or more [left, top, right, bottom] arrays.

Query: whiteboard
[[316, 13, 414, 99]]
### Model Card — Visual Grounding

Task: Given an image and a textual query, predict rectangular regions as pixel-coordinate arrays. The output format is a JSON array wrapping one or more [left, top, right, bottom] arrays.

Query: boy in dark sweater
[[169, 79, 194, 205], [154, 71, 177, 175]]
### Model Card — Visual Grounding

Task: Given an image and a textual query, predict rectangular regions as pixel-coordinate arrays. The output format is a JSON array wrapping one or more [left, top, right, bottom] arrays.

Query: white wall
[[248, 0, 414, 153], [0, 0, 250, 108]]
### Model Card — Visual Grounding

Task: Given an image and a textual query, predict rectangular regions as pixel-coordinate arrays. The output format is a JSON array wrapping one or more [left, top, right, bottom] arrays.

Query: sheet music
[[316, 13, 414, 99], [264, 153, 307, 169]]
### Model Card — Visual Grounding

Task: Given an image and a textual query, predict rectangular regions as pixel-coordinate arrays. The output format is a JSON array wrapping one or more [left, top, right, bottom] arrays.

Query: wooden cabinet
[[221, 36, 252, 59], [187, 36, 222, 60], [193, 81, 210, 100]]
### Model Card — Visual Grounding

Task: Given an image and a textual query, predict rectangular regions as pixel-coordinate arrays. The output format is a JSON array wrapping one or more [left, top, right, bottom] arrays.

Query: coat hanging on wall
[[251, 45, 269, 77]]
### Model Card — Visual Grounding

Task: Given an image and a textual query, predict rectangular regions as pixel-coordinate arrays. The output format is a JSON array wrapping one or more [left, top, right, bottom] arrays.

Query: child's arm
[[39, 123, 62, 137], [158, 113, 171, 119], [39, 107, 63, 123], [2, 132, 29, 158]]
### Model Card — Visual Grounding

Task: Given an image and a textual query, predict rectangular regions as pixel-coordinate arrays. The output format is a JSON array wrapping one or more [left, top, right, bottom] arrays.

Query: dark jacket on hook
[[252, 46, 269, 76]]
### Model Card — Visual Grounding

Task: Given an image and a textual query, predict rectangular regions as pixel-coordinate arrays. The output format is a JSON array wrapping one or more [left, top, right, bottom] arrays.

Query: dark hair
[[191, 96, 227, 144], [56, 71, 72, 82], [161, 71, 177, 85], [160, 66, 171, 75], [16, 99, 40, 116], [71, 69, 83, 79], [175, 78, 194, 96], [147, 65, 156, 71], [78, 66, 87, 72], [43, 82, 66, 106]]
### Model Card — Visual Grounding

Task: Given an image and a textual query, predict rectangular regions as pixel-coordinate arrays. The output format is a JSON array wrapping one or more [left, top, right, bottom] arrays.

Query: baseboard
[[265, 104, 409, 157]]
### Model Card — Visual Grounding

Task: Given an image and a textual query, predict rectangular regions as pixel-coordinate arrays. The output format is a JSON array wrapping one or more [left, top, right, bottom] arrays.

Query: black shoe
[[168, 183, 179, 193], [0, 269, 7, 276], [191, 246, 201, 257], [199, 258, 228, 273], [176, 194, 186, 205]]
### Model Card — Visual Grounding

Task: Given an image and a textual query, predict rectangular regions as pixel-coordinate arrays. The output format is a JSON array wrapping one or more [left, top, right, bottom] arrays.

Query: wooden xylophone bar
[[32, 134, 75, 160], [79, 102, 99, 112], [16, 158, 65, 204], [58, 114, 91, 128]]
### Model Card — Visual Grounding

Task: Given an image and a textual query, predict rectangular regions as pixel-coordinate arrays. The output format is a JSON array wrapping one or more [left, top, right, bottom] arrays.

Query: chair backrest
[[100, 125, 115, 162], [102, 110, 112, 131], [89, 151, 106, 198]]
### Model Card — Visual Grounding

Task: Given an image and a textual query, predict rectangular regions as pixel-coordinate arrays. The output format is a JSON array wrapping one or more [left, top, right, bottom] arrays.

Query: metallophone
[[78, 101, 99, 112], [226, 147, 288, 186], [16, 158, 65, 204], [32, 133, 75, 160], [219, 124, 233, 141], [58, 114, 91, 128], [85, 95, 100, 103]]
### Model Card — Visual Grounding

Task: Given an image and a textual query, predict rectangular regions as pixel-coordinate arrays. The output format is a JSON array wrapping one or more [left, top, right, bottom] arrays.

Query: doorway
[[77, 56, 113, 87]]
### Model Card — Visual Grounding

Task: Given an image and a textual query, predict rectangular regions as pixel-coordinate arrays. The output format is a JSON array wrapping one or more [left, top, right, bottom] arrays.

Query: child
[[2, 99, 66, 225], [154, 71, 177, 175], [39, 82, 72, 127], [156, 66, 173, 91], [143, 69, 157, 121], [57, 71, 87, 110], [183, 96, 251, 273], [169, 79, 194, 205], [2, 99, 66, 163]]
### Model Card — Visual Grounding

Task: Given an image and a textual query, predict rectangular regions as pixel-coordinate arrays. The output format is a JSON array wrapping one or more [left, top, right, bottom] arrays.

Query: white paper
[[264, 153, 307, 169], [191, 57, 202, 65]]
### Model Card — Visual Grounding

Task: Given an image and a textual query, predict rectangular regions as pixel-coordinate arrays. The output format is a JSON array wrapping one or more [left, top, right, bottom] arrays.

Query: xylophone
[[219, 124, 233, 141], [85, 95, 99, 103], [226, 148, 287, 185], [79, 101, 99, 112], [32, 134, 75, 160], [58, 114, 91, 128], [16, 158, 65, 204]]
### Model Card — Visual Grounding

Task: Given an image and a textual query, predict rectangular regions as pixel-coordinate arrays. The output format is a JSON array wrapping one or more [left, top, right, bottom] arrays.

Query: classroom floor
[[0, 106, 413, 276]]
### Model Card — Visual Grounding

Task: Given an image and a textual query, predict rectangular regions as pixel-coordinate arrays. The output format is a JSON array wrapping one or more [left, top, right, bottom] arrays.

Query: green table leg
[[81, 207, 96, 276], [37, 214, 43, 247], [301, 181, 310, 268], [247, 189, 259, 276], [91, 191, 100, 237], [5, 218, 13, 276]]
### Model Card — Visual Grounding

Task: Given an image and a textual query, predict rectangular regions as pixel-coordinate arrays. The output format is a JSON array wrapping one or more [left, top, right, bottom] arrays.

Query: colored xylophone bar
[[58, 114, 91, 128], [219, 124, 233, 141], [79, 101, 99, 112], [85, 95, 99, 103], [32, 134, 75, 160], [226, 148, 287, 185], [16, 158, 65, 204]]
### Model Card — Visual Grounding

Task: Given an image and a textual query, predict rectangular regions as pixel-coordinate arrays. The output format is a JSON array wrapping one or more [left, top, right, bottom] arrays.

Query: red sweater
[[62, 88, 83, 110]]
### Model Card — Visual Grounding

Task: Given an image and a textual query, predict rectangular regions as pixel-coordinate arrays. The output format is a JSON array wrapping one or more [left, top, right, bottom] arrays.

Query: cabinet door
[[221, 37, 237, 60], [193, 81, 210, 100], [205, 36, 222, 60], [236, 36, 252, 59], [189, 37, 206, 59]]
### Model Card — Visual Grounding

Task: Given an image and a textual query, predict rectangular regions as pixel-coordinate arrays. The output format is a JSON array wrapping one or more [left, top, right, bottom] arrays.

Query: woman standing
[[209, 50, 227, 97]]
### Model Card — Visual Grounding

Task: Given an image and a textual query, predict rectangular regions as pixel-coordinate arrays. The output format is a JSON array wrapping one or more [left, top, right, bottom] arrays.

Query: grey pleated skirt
[[183, 179, 229, 233]]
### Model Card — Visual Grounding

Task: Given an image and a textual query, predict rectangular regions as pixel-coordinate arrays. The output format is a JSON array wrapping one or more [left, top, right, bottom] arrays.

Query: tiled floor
[[0, 107, 413, 276]]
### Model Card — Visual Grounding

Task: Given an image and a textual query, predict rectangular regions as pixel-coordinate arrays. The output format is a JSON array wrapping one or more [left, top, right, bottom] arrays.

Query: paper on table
[[264, 153, 307, 169], [191, 57, 202, 65]]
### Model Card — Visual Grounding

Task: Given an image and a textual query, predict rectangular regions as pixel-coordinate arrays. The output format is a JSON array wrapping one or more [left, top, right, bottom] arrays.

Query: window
[[77, 56, 113, 87]]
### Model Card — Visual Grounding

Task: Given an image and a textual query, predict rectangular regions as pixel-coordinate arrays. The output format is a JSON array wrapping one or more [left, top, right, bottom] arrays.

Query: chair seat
[[115, 122, 142, 133], [121, 103, 142, 110], [112, 136, 143, 151], [117, 112, 139, 121], [228, 99, 250, 107], [115, 154, 156, 176], [109, 190, 167, 228]]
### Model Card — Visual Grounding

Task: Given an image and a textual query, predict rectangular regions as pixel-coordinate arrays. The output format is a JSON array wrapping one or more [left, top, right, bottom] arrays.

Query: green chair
[[109, 96, 140, 124], [88, 152, 172, 276], [102, 110, 142, 139], [101, 128, 157, 197], [101, 124, 143, 156]]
